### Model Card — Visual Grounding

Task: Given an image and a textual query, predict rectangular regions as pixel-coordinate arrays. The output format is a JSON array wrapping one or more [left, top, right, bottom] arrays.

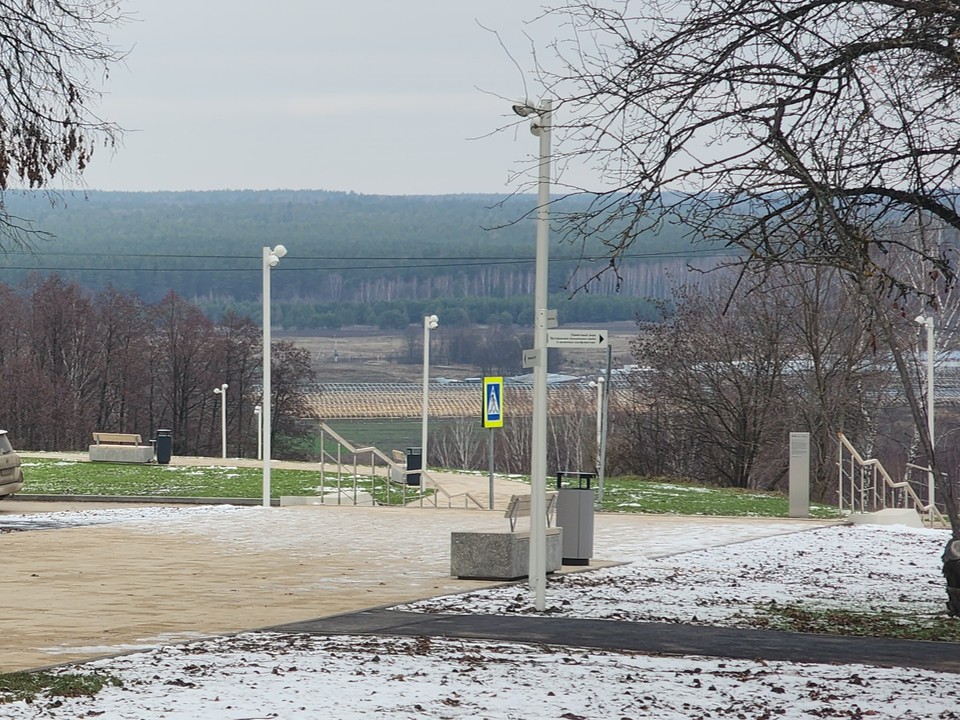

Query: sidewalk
[[0, 498, 829, 673]]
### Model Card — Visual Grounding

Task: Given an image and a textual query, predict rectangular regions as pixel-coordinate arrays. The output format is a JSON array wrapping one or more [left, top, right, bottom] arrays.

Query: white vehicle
[[0, 431, 23, 499]]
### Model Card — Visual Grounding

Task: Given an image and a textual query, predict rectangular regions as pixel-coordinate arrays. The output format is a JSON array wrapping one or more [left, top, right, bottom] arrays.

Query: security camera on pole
[[511, 99, 552, 611]]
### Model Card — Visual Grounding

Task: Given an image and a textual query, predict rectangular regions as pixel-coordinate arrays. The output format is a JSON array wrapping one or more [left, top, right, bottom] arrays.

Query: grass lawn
[[597, 476, 839, 519], [19, 458, 839, 517], [17, 458, 426, 506]]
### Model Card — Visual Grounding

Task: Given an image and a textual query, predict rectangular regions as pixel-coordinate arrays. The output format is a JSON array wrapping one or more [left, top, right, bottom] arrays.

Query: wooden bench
[[92, 432, 143, 446], [504, 492, 558, 531], [89, 432, 154, 464], [450, 492, 562, 580]]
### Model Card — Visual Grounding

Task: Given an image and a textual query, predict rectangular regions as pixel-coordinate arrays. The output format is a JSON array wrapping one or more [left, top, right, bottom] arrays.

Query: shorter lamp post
[[213, 383, 228, 459], [253, 404, 262, 461], [421, 314, 438, 489]]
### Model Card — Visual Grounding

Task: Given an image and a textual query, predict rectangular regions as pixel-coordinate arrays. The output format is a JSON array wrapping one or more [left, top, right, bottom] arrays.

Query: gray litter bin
[[156, 429, 173, 465], [556, 471, 595, 565], [405, 446, 422, 485]]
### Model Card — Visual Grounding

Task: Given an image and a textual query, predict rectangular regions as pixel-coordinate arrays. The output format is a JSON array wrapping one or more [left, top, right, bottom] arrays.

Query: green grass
[[747, 602, 960, 642], [595, 476, 838, 518], [19, 458, 427, 505], [20, 460, 838, 517], [0, 671, 121, 705]]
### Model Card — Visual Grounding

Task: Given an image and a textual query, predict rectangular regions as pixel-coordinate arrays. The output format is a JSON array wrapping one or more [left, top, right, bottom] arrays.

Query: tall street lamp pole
[[512, 98, 551, 611], [916, 314, 936, 520], [214, 383, 228, 459], [421, 314, 438, 491], [262, 244, 287, 507]]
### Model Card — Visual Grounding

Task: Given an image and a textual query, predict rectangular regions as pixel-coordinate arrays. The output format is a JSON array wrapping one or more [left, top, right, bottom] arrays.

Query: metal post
[[916, 315, 936, 523], [214, 383, 228, 459], [254, 404, 262, 461], [530, 100, 552, 611], [926, 318, 936, 523], [595, 378, 603, 472], [488, 430, 495, 510], [597, 345, 612, 507], [262, 244, 286, 508], [421, 314, 438, 494]]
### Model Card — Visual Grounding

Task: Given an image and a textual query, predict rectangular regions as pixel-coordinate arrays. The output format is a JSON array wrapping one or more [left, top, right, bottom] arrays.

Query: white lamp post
[[262, 244, 287, 507], [915, 314, 936, 519], [421, 314, 439, 489], [213, 383, 228, 459], [253, 404, 262, 461], [512, 98, 552, 611]]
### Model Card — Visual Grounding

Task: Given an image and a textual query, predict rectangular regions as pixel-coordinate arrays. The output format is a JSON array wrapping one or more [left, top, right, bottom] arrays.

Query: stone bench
[[89, 432, 154, 464], [450, 492, 562, 580]]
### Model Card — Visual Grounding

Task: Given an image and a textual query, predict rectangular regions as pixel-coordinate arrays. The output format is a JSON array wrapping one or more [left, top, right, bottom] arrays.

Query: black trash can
[[405, 446, 422, 485], [155, 429, 173, 465], [556, 471, 596, 565]]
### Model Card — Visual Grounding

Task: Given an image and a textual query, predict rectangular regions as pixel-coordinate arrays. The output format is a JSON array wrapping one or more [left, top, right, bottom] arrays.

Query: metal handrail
[[317, 421, 486, 510], [837, 432, 946, 527]]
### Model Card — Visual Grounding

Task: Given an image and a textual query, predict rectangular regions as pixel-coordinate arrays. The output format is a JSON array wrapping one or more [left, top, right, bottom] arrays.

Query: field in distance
[[281, 322, 639, 384]]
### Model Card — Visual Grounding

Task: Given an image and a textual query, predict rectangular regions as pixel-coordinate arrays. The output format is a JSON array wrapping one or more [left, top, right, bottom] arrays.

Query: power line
[[0, 248, 735, 273]]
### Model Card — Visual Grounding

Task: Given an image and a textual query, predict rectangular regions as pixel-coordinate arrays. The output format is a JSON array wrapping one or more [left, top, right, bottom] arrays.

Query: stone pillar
[[789, 432, 810, 518]]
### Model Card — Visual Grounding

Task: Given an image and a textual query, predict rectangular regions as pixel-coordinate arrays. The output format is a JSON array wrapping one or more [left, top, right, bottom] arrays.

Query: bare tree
[[631, 272, 792, 489], [433, 417, 484, 470], [530, 0, 960, 611], [268, 340, 317, 458], [0, 1, 124, 245], [149, 292, 221, 456]]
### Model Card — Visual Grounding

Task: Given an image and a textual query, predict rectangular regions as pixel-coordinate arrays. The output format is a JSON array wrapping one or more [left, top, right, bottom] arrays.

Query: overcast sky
[[79, 1, 565, 196]]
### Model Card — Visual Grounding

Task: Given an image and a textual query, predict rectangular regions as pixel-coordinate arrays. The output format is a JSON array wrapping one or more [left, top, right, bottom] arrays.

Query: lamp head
[[268, 253, 280, 267], [273, 244, 287, 259], [425, 314, 439, 330], [512, 102, 537, 117]]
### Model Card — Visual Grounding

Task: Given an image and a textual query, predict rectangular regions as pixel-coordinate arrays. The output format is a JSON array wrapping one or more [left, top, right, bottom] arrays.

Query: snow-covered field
[[2, 506, 958, 719]]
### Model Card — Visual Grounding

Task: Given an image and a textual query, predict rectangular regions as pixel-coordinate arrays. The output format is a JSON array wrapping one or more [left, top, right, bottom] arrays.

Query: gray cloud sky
[[78, 0, 563, 195]]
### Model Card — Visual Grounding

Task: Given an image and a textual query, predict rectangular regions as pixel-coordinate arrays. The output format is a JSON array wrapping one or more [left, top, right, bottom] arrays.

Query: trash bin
[[155, 429, 173, 465], [405, 446, 422, 485], [556, 471, 596, 565]]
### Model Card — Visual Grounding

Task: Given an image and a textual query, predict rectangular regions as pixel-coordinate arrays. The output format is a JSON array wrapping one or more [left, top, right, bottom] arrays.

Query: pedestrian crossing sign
[[482, 377, 504, 428]]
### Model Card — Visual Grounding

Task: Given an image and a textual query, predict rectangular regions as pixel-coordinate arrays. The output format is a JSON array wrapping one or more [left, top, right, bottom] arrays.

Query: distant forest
[[0, 190, 730, 329]]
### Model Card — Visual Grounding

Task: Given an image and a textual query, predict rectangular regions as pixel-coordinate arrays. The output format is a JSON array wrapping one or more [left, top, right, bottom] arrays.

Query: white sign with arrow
[[546, 329, 608, 348]]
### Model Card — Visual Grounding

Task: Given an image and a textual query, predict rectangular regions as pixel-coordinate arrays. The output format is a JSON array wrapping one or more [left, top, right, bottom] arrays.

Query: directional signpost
[[546, 329, 608, 348]]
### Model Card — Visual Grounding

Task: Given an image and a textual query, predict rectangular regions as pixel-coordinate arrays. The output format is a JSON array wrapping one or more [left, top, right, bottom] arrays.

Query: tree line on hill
[[0, 190, 728, 329]]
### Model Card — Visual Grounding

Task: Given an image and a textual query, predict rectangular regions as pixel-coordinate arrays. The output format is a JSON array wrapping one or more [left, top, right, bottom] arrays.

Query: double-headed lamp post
[[421, 314, 439, 490], [213, 383, 228, 459], [512, 98, 552, 611], [262, 244, 287, 507], [915, 314, 936, 517]]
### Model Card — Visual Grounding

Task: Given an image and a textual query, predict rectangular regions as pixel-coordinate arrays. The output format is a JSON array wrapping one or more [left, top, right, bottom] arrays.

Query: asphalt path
[[269, 609, 960, 675]]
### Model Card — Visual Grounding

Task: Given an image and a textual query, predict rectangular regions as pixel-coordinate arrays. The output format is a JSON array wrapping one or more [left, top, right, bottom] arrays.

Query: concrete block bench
[[89, 432, 154, 464], [450, 527, 562, 580], [450, 492, 562, 580]]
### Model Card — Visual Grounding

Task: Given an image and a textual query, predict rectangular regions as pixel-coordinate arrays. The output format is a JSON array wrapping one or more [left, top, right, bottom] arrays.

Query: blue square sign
[[482, 377, 504, 428]]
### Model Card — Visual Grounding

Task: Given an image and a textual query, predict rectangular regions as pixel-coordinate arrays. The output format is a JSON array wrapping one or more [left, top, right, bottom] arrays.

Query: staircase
[[837, 432, 946, 527]]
